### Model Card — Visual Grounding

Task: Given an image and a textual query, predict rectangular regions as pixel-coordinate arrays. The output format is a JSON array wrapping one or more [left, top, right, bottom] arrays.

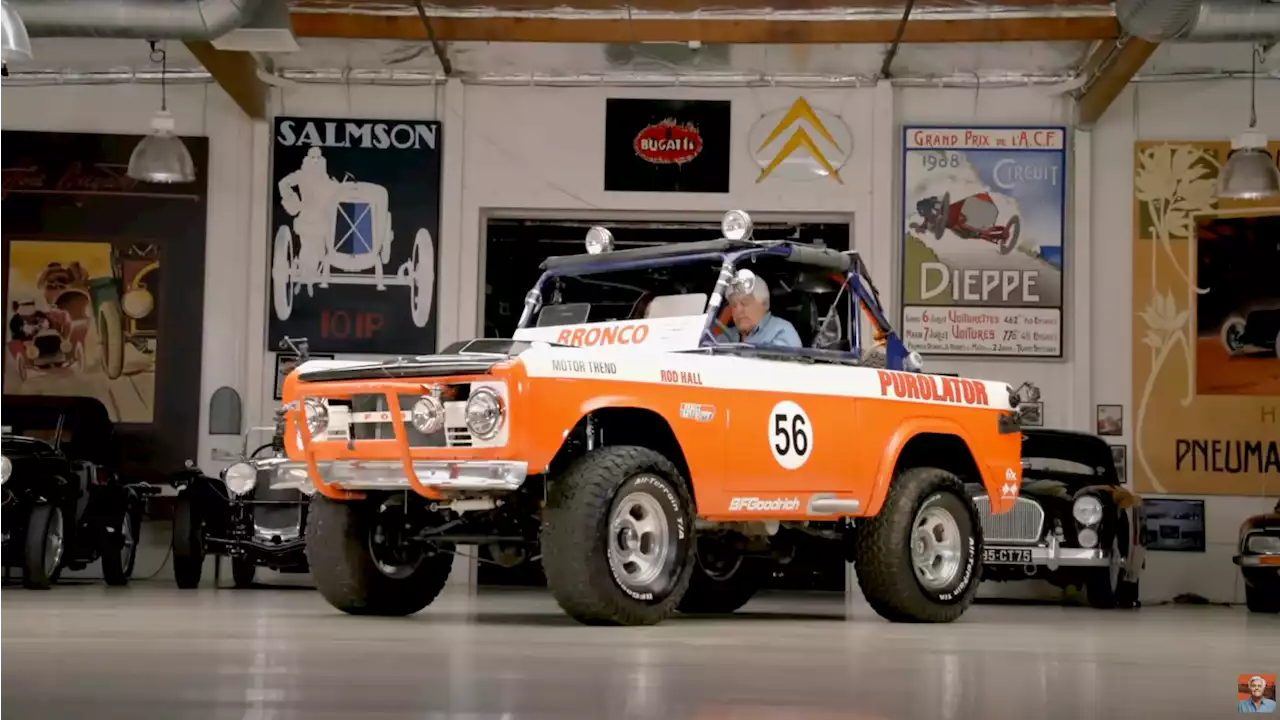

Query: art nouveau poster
[[268, 117, 441, 354], [1132, 140, 1280, 496], [901, 126, 1067, 358]]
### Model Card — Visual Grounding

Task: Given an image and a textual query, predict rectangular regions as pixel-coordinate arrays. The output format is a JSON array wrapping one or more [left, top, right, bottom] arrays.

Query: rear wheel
[[541, 446, 696, 626], [853, 467, 981, 623], [678, 536, 767, 614], [172, 493, 205, 589], [1086, 533, 1140, 609], [23, 503, 65, 590], [305, 494, 453, 616]]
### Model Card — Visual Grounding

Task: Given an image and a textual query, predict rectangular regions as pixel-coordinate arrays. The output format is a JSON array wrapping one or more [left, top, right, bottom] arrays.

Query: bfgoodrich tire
[[853, 467, 981, 623], [305, 494, 453, 616], [541, 446, 696, 626], [678, 537, 767, 614]]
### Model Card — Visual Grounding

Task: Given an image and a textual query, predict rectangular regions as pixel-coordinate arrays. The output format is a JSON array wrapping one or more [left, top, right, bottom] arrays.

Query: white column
[[438, 77, 467, 348], [243, 120, 272, 433], [1071, 128, 1093, 432]]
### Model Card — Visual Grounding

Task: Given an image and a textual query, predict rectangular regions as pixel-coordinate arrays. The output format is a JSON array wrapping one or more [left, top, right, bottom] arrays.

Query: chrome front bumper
[[267, 459, 528, 493], [985, 534, 1110, 570]]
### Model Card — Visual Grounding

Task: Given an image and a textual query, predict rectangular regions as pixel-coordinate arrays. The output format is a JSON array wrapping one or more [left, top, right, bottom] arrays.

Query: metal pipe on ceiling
[[1117, 0, 1280, 42], [9, 0, 261, 39]]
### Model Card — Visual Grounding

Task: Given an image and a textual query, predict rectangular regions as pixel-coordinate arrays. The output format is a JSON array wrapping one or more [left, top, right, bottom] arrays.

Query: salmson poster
[[901, 126, 1067, 358]]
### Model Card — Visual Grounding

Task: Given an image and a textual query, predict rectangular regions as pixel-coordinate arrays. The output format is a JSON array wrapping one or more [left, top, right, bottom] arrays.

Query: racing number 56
[[773, 414, 809, 457]]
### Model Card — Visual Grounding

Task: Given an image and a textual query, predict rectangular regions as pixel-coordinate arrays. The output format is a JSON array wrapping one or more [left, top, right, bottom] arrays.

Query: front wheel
[[23, 503, 66, 590], [1086, 531, 1140, 609], [852, 467, 981, 623], [97, 301, 125, 380], [999, 215, 1021, 255], [1221, 315, 1248, 355], [232, 557, 257, 588], [678, 536, 767, 614], [172, 493, 205, 589], [101, 506, 137, 586], [304, 494, 453, 616], [541, 446, 696, 626]]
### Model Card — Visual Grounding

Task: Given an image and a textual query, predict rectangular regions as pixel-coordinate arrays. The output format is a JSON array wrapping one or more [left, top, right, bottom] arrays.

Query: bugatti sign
[[633, 119, 703, 165], [604, 98, 731, 193]]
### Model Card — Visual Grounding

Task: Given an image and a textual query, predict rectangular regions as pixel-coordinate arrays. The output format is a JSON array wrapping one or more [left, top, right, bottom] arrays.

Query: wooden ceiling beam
[[183, 41, 267, 119], [294, 0, 1109, 10], [290, 13, 1119, 44], [1075, 36, 1158, 128]]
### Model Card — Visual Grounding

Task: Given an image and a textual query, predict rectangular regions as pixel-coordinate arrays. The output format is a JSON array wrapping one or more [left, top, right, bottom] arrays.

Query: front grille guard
[[287, 376, 494, 502]]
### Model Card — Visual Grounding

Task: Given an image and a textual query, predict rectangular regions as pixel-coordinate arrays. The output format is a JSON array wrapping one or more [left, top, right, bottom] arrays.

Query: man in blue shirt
[[1239, 676, 1277, 713], [719, 276, 802, 348]]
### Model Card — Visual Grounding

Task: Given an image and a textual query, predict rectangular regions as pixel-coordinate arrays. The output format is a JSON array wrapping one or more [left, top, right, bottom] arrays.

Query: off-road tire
[[232, 557, 257, 588], [541, 446, 696, 626], [101, 506, 135, 587], [23, 503, 64, 590], [172, 493, 205, 589], [853, 467, 981, 623], [678, 545, 768, 614], [305, 494, 453, 616], [1244, 578, 1280, 613]]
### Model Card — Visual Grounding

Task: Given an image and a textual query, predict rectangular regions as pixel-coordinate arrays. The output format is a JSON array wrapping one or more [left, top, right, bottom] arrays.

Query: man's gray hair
[[1251, 676, 1267, 686], [731, 277, 770, 309]]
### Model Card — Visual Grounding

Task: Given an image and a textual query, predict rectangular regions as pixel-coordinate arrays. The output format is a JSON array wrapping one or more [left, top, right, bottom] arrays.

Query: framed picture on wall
[[1096, 404, 1124, 436], [274, 352, 334, 400], [1017, 400, 1044, 427], [1110, 444, 1127, 484], [1142, 498, 1206, 552]]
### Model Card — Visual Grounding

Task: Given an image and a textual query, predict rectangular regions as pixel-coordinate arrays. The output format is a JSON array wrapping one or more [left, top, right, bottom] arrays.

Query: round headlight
[[464, 388, 505, 439], [904, 351, 924, 372], [25, 345, 38, 359], [303, 398, 329, 439], [1246, 534, 1280, 554], [224, 462, 257, 496], [59, 339, 72, 353], [585, 226, 614, 255], [122, 289, 155, 319], [1077, 527, 1099, 549], [1073, 495, 1103, 526], [1, 456, 11, 484], [411, 395, 445, 434], [721, 209, 753, 241]]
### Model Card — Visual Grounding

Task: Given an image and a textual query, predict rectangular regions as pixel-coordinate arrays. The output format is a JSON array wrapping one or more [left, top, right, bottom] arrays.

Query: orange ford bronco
[[273, 211, 1025, 625]]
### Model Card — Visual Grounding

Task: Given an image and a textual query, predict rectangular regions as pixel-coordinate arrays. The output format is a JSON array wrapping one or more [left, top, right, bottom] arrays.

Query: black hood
[[1020, 429, 1121, 488], [2, 434, 56, 457]]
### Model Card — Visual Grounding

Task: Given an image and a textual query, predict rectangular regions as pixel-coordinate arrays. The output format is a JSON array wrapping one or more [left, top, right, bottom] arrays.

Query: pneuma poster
[[268, 117, 441, 355], [901, 126, 1067, 357]]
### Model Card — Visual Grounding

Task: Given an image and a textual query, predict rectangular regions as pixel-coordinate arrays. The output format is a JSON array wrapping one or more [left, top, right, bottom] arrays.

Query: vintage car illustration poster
[[901, 126, 1067, 357], [269, 117, 442, 354], [5, 240, 159, 423]]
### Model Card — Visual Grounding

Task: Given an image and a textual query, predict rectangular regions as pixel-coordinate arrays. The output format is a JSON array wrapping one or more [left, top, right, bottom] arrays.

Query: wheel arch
[[866, 421, 984, 516]]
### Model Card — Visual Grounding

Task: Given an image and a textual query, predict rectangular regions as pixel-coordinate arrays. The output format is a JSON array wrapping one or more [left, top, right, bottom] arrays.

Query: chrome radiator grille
[[973, 496, 1044, 544]]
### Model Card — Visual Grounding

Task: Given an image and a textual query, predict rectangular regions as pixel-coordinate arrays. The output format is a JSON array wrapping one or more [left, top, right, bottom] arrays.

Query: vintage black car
[[1, 395, 151, 589], [1233, 499, 1280, 613], [170, 338, 315, 589], [1221, 308, 1280, 358], [968, 429, 1146, 609]]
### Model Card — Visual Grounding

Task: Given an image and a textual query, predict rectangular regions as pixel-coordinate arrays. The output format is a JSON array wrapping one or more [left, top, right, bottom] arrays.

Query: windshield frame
[[515, 241, 912, 367]]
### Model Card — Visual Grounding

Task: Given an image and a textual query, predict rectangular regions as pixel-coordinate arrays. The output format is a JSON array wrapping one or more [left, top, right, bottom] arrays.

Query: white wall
[[1090, 79, 1280, 604]]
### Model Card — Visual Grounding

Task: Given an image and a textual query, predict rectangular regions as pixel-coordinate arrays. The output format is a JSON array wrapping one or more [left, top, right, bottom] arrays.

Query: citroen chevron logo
[[754, 97, 846, 184]]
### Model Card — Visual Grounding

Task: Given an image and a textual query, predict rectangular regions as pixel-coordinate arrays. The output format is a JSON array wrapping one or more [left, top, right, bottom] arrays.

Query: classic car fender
[[864, 417, 1008, 517]]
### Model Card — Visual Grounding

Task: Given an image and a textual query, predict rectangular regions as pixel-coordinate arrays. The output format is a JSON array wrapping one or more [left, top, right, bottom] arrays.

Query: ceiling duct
[[9, 0, 261, 40], [1116, 0, 1280, 42]]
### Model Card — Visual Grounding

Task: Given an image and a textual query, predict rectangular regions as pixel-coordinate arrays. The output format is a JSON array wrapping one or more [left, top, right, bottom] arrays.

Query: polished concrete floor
[[2, 581, 1274, 719]]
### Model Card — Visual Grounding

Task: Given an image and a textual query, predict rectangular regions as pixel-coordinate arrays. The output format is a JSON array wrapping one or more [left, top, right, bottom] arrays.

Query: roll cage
[[516, 239, 918, 370]]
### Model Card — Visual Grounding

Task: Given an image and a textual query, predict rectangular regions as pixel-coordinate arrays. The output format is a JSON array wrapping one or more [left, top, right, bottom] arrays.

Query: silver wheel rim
[[911, 504, 963, 590], [608, 486, 671, 591], [120, 514, 135, 570], [45, 508, 65, 577]]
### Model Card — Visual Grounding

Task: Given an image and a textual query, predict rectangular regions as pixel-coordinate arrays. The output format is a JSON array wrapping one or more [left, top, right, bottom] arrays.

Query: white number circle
[[768, 401, 812, 470]]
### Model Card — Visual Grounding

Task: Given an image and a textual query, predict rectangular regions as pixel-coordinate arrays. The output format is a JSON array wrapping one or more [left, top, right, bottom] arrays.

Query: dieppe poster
[[901, 126, 1067, 357]]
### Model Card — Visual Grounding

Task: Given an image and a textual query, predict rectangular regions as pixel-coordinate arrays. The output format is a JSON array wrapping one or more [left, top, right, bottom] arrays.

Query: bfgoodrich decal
[[268, 116, 441, 354], [604, 98, 730, 193]]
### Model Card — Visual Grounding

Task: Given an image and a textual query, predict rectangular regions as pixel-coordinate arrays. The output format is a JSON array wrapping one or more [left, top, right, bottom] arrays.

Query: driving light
[[1077, 527, 1099, 549], [904, 351, 924, 372], [585, 226, 614, 255], [1073, 495, 1103, 526], [721, 210, 753, 241], [59, 339, 71, 353], [122, 289, 155, 319], [464, 388, 505, 439], [1, 455, 11, 484], [224, 462, 257, 496], [25, 345, 38, 359], [410, 395, 445, 434], [1246, 534, 1280, 554], [303, 398, 329, 439]]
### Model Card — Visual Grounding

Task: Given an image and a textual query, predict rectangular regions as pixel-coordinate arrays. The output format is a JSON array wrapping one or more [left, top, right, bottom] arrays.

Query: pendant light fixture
[[1217, 44, 1280, 201], [1, 0, 32, 63], [128, 41, 196, 185]]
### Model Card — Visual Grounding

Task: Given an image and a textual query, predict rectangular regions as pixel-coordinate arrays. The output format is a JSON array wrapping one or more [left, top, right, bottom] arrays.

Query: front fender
[[865, 417, 1010, 516], [523, 394, 668, 474]]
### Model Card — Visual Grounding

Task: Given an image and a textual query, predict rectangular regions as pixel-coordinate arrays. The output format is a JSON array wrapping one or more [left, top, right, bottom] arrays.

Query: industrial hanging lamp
[[128, 41, 196, 184], [1, 0, 32, 64], [1217, 44, 1280, 200]]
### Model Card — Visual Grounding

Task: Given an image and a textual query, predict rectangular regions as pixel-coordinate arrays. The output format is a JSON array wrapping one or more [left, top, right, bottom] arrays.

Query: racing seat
[[644, 293, 708, 319]]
